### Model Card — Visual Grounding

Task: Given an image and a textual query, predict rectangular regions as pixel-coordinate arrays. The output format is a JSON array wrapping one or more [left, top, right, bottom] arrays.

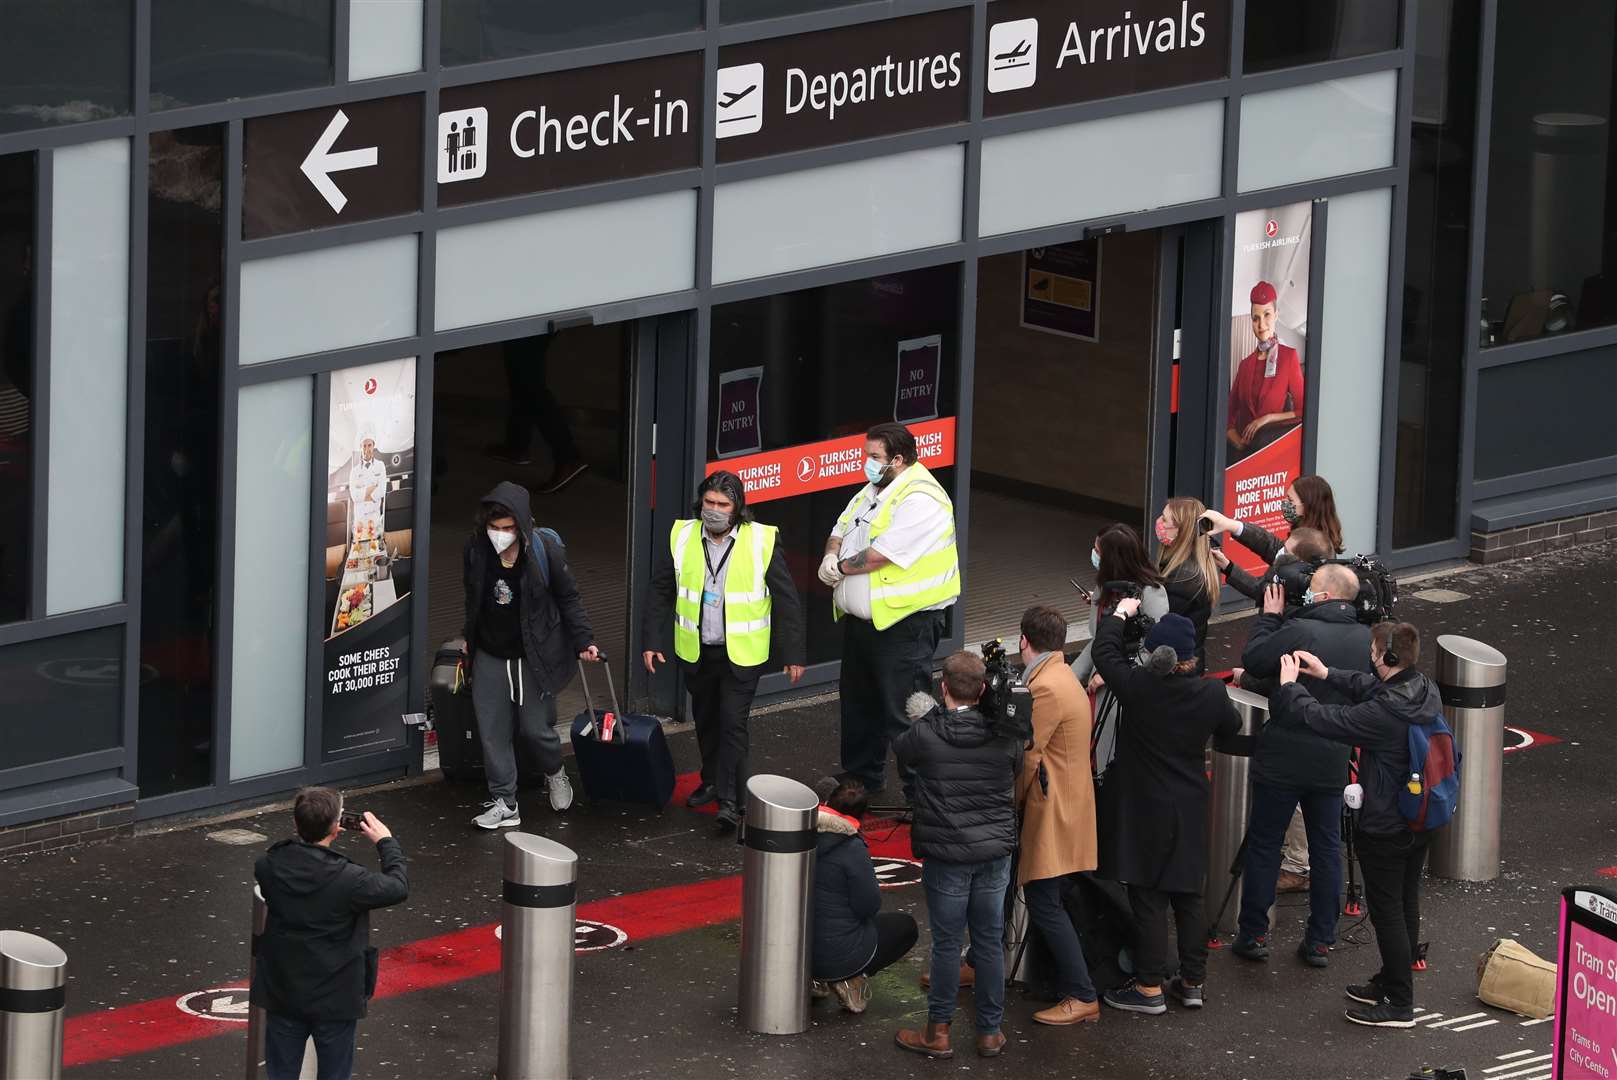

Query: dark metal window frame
[[1, 0, 1449, 825]]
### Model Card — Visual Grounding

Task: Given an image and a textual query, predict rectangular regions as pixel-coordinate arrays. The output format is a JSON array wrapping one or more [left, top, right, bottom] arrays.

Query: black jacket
[[1240, 600, 1372, 791], [641, 521, 806, 676], [250, 837, 409, 1021], [1160, 561, 1213, 667], [1223, 521, 1292, 603], [892, 701, 1019, 865], [1092, 615, 1241, 892], [463, 481, 594, 695], [1274, 668, 1444, 838], [810, 807, 881, 981]]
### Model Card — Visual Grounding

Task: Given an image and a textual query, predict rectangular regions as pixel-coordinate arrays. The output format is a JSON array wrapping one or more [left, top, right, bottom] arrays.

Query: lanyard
[[703, 535, 735, 582]]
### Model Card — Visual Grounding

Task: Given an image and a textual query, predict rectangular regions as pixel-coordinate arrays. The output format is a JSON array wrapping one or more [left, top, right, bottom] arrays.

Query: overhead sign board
[[437, 51, 704, 207], [716, 8, 972, 162], [243, 94, 423, 239], [983, 0, 1229, 117]]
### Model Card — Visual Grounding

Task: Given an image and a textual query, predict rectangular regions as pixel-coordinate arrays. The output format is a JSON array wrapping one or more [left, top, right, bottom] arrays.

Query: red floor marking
[[1598, 866, 1617, 879], [1503, 726, 1562, 754], [63, 810, 913, 1069]]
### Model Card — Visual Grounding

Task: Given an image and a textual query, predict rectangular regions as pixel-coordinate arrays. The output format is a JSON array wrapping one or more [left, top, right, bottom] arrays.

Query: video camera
[[979, 639, 1034, 744], [1095, 580, 1156, 654], [1265, 554, 1398, 625]]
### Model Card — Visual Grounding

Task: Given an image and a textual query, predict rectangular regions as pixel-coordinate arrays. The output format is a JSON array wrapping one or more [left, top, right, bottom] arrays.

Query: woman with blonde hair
[[1153, 497, 1220, 673]]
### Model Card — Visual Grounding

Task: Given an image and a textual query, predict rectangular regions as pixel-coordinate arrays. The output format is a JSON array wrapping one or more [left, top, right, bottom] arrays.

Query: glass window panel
[[1479, 0, 1615, 345], [1473, 348, 1617, 481], [720, 0, 860, 23], [0, 0, 131, 133], [140, 125, 225, 798], [1237, 70, 1397, 192], [1244, 0, 1401, 75], [710, 264, 961, 666], [350, 0, 424, 81], [230, 377, 312, 780], [441, 0, 701, 66], [1393, 0, 1477, 549], [1316, 187, 1392, 555], [239, 234, 418, 364], [48, 138, 129, 616], [979, 100, 1223, 237], [0, 625, 123, 772], [151, 0, 333, 110], [712, 146, 964, 285], [0, 152, 34, 625], [435, 190, 695, 330]]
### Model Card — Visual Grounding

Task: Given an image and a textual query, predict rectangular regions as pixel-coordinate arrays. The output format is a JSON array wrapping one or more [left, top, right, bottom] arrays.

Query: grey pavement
[[2, 541, 1612, 1079]]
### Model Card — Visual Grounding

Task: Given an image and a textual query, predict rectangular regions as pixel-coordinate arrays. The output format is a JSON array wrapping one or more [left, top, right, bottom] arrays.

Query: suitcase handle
[[576, 655, 623, 736]]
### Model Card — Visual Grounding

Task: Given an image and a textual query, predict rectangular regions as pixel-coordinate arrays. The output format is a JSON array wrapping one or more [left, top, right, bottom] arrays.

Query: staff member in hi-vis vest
[[819, 422, 960, 801], [644, 470, 806, 831]]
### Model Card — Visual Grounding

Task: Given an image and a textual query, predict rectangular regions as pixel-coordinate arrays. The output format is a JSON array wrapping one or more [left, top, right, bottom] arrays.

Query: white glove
[[818, 552, 844, 587]]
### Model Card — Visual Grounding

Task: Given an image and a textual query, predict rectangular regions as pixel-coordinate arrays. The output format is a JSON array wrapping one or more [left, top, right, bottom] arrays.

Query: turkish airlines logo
[[796, 456, 816, 483], [1265, 219, 1279, 238], [363, 377, 378, 395]]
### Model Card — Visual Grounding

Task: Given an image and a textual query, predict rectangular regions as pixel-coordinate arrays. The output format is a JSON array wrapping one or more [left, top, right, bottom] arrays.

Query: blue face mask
[[1303, 589, 1321, 605], [864, 457, 887, 485], [1091, 549, 1101, 570]]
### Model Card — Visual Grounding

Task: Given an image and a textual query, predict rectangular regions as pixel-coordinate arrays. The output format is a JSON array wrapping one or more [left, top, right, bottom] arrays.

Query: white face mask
[[488, 528, 517, 555]]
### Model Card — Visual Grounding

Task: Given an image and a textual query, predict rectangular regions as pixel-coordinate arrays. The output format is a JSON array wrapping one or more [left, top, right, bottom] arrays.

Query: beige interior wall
[[972, 231, 1158, 511]]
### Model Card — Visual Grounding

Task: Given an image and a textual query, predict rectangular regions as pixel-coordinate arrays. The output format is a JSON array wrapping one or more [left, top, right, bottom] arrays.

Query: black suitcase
[[568, 658, 675, 808], [429, 639, 484, 783]]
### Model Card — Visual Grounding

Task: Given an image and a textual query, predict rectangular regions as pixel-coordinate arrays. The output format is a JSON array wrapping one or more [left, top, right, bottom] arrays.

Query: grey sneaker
[[474, 798, 520, 830], [831, 974, 871, 1014], [547, 769, 574, 812]]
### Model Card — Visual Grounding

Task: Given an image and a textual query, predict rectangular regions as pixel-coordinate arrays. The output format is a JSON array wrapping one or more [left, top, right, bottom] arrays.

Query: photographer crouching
[[892, 652, 1020, 1060], [1092, 604, 1240, 1015], [251, 788, 409, 1080]]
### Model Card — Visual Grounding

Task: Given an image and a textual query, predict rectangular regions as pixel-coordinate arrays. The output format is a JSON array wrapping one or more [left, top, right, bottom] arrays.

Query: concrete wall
[[971, 231, 1158, 511]]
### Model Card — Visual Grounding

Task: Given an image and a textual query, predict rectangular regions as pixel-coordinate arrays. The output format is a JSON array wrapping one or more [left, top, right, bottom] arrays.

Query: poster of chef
[[322, 358, 415, 761], [1222, 201, 1314, 575]]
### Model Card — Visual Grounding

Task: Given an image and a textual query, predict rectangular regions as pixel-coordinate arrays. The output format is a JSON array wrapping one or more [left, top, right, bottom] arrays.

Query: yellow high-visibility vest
[[671, 519, 777, 665], [834, 462, 959, 630]]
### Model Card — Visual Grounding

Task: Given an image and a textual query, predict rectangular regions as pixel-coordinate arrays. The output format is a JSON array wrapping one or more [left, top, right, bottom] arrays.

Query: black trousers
[[1127, 886, 1208, 988], [1355, 829, 1430, 1007], [863, 912, 920, 978], [838, 609, 945, 795], [683, 644, 761, 805]]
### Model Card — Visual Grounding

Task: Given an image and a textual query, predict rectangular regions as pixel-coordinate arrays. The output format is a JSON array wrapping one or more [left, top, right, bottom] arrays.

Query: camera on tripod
[[979, 638, 1033, 743]]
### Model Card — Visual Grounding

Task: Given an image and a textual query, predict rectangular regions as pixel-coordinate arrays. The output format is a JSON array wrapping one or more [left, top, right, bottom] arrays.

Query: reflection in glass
[[1244, 0, 1400, 74], [720, 0, 860, 23], [0, 152, 32, 625], [151, 0, 333, 109], [139, 126, 224, 797], [441, 0, 701, 65], [1392, 0, 1476, 548], [710, 265, 961, 666], [1480, 0, 1616, 344], [0, 625, 123, 771], [0, 0, 131, 133]]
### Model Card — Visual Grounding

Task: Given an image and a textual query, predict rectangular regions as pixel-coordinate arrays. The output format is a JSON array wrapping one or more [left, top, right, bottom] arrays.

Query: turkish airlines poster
[[707, 416, 956, 505], [1223, 202, 1312, 574]]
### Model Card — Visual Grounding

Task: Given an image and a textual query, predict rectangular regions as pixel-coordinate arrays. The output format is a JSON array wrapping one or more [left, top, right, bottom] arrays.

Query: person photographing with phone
[[251, 787, 409, 1080]]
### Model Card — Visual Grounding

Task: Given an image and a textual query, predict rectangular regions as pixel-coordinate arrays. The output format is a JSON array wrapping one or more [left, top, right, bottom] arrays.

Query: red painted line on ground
[[1598, 866, 1617, 879], [64, 805, 912, 1069]]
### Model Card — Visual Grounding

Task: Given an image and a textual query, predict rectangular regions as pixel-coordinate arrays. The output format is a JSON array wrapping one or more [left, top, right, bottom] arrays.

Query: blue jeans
[[265, 1012, 357, 1080], [924, 856, 1011, 1033], [1023, 876, 1097, 1002], [1238, 784, 1343, 948]]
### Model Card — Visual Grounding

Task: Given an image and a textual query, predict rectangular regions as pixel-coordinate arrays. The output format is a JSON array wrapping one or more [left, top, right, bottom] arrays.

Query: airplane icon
[[720, 84, 757, 109], [715, 62, 764, 138], [986, 19, 1038, 93], [994, 40, 1032, 65]]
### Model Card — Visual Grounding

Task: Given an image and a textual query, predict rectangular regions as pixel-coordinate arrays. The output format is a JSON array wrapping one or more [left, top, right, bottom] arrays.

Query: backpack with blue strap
[[1399, 705, 1461, 832], [530, 526, 564, 588]]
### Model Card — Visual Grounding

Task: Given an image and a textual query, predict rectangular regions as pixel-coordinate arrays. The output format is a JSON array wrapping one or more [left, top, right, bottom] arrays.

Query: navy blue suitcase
[[568, 658, 676, 809]]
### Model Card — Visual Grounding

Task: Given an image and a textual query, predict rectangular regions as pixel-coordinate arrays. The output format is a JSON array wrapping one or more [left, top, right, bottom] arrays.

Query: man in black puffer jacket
[[1234, 564, 1373, 968], [891, 652, 1019, 1062]]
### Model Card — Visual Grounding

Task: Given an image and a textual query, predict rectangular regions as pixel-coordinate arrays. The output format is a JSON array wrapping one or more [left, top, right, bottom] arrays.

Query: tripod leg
[[1206, 831, 1251, 947]]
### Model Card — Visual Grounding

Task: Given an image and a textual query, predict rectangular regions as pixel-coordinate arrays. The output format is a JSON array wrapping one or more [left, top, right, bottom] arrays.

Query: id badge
[[702, 589, 721, 608]]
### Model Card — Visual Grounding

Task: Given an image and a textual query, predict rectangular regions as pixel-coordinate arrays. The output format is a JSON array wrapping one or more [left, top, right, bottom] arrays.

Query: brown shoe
[[919, 963, 976, 991], [895, 1022, 953, 1059], [1277, 870, 1310, 893], [976, 1032, 1007, 1057], [1033, 996, 1101, 1026]]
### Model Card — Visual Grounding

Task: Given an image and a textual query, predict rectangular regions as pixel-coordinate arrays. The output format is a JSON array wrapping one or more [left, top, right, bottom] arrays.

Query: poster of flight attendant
[[1223, 202, 1312, 575]]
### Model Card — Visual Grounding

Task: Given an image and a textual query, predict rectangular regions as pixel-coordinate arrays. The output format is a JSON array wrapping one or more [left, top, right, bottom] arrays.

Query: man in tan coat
[[1015, 606, 1101, 1027]]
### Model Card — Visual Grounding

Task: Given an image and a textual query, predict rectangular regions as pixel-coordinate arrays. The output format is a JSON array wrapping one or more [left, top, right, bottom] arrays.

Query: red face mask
[[1154, 519, 1175, 545]]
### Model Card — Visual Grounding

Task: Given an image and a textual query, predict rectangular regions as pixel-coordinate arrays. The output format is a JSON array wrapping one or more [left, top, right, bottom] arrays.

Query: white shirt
[[348, 456, 387, 514], [831, 471, 956, 621]]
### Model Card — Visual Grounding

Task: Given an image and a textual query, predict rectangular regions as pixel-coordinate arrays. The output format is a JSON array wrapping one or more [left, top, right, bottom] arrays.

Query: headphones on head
[[1382, 648, 1401, 668]]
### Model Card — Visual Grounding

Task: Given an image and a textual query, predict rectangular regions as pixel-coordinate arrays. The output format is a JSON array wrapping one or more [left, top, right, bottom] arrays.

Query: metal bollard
[[1204, 686, 1265, 938], [738, 775, 819, 1035], [1430, 635, 1507, 882], [0, 930, 67, 1080], [497, 833, 578, 1080]]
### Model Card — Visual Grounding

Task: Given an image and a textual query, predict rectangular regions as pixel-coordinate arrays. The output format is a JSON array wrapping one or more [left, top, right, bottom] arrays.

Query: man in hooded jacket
[[252, 787, 408, 1080], [463, 480, 598, 829]]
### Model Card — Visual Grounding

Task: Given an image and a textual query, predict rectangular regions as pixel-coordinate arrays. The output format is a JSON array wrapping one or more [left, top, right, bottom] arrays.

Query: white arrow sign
[[300, 109, 378, 214], [210, 995, 250, 1016]]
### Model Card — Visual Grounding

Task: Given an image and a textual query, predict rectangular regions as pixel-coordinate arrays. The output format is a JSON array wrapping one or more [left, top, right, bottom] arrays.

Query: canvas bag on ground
[[1476, 937, 1556, 1018]]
